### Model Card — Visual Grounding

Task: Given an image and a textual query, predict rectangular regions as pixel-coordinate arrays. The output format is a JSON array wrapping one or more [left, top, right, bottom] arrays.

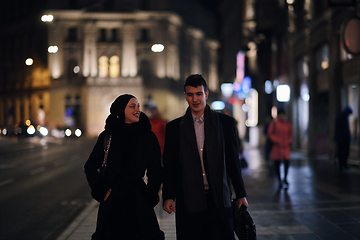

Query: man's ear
[[205, 90, 209, 100]]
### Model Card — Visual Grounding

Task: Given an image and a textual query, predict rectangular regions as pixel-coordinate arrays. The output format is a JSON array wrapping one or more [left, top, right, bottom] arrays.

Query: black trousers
[[338, 142, 350, 170], [175, 192, 234, 240]]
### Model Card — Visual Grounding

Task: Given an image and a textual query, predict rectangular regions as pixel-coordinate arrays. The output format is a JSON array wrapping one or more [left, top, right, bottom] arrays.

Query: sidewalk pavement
[[56, 195, 176, 240], [57, 144, 360, 240]]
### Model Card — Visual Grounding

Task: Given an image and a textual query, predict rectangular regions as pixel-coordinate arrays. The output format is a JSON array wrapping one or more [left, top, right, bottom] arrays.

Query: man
[[162, 74, 248, 240], [334, 106, 352, 172]]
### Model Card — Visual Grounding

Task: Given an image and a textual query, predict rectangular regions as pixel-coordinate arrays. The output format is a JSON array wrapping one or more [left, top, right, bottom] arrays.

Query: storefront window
[[315, 44, 329, 71], [348, 85, 359, 146]]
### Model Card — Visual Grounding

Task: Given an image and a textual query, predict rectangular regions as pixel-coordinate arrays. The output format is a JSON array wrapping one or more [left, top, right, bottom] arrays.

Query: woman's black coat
[[84, 113, 163, 240]]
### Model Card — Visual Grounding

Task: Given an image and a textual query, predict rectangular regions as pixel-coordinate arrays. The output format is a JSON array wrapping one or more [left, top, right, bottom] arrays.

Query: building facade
[[0, 2, 220, 137], [244, 0, 360, 163]]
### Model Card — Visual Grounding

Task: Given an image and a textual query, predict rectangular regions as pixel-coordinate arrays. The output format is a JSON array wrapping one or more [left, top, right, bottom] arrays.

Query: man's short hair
[[277, 109, 285, 115], [184, 74, 208, 93]]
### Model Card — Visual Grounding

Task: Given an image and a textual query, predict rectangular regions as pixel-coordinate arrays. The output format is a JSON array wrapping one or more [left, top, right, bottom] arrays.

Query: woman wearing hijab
[[84, 94, 164, 240]]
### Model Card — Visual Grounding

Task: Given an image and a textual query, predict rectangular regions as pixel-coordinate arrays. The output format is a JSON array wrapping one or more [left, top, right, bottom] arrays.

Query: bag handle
[[101, 134, 112, 176]]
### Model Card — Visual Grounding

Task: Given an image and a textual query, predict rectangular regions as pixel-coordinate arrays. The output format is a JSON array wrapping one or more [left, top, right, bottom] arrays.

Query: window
[[111, 29, 118, 42], [99, 29, 107, 42], [65, 94, 81, 128], [67, 28, 77, 42], [109, 56, 120, 78], [140, 29, 150, 42], [98, 56, 109, 78]]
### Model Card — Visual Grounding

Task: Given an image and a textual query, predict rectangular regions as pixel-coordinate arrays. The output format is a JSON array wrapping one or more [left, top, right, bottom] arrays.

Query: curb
[[56, 200, 98, 240]]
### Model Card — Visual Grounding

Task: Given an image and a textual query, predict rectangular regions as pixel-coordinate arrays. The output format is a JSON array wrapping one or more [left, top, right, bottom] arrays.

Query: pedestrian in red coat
[[267, 109, 293, 189], [149, 107, 166, 155]]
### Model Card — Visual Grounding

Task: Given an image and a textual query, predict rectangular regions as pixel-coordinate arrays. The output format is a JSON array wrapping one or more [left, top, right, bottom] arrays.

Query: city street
[[2, 136, 360, 240], [58, 141, 360, 240], [0, 136, 96, 240]]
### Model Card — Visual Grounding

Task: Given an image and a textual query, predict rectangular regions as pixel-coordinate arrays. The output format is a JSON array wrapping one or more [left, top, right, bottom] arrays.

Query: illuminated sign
[[234, 76, 251, 100], [236, 51, 245, 83]]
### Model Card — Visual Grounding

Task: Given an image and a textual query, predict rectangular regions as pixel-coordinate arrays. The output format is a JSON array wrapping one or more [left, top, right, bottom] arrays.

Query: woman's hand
[[163, 199, 176, 214], [104, 188, 112, 201]]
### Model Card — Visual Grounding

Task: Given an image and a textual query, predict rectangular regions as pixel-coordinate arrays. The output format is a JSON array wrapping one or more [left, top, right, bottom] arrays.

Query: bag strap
[[101, 133, 112, 175]]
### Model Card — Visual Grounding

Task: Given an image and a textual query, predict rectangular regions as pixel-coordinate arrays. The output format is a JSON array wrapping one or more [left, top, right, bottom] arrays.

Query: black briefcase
[[232, 201, 257, 240]]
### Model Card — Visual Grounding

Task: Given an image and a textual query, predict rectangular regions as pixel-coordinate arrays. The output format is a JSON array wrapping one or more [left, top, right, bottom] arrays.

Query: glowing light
[[48, 46, 58, 53], [236, 51, 245, 82], [41, 15, 54, 22], [211, 101, 225, 111], [302, 93, 310, 101], [265, 80, 273, 94], [65, 129, 72, 137], [75, 129, 82, 137], [25, 120, 31, 126], [39, 127, 48, 136], [273, 79, 279, 88], [321, 60, 329, 69], [221, 83, 234, 98], [246, 89, 258, 127], [242, 104, 249, 112], [276, 85, 291, 102], [73, 66, 80, 74], [27, 125, 36, 135], [271, 106, 278, 119], [25, 58, 33, 66], [151, 44, 164, 52], [2, 129, 7, 135]]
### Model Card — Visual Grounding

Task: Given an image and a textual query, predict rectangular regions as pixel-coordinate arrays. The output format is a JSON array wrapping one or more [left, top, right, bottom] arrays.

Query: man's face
[[184, 85, 209, 116]]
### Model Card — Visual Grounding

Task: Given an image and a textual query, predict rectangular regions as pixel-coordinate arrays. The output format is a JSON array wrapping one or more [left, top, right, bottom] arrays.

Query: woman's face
[[124, 98, 141, 124]]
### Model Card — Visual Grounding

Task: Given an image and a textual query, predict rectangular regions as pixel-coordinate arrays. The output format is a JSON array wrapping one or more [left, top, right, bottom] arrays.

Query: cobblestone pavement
[[57, 143, 360, 240]]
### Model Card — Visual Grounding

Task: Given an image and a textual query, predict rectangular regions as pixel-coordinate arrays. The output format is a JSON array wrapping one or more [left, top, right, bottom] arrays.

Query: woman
[[267, 109, 293, 189], [84, 94, 164, 240]]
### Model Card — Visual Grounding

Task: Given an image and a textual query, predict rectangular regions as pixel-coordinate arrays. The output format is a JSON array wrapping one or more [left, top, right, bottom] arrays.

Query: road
[[0, 136, 96, 240]]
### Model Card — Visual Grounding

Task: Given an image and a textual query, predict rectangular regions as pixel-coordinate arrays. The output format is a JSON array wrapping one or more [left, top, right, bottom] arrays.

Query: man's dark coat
[[162, 105, 247, 239]]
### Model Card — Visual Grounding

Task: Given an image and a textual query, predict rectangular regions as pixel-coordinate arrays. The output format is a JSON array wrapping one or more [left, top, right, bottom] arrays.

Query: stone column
[[49, 22, 63, 79], [206, 40, 219, 92], [83, 22, 97, 77], [121, 22, 137, 77], [188, 28, 203, 74]]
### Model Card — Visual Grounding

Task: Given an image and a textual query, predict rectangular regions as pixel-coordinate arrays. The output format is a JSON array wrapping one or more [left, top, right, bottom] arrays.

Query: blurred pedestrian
[[162, 74, 248, 240], [149, 106, 166, 156], [84, 94, 164, 240], [222, 108, 247, 168], [334, 106, 353, 172], [263, 115, 273, 165], [267, 109, 293, 189]]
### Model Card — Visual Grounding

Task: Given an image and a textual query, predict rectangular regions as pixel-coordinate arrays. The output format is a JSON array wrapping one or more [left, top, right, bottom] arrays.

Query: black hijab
[[104, 94, 151, 137]]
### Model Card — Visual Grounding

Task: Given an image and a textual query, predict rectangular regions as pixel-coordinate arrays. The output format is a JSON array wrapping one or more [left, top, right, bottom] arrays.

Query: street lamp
[[41, 15, 53, 22], [25, 58, 33, 66], [151, 44, 164, 52], [48, 46, 58, 53]]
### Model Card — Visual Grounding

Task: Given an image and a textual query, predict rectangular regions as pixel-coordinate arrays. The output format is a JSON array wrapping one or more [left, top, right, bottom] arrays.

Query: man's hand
[[236, 197, 248, 210], [163, 199, 176, 214]]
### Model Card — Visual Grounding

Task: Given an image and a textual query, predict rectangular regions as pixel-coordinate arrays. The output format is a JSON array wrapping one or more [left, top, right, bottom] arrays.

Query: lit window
[[98, 56, 109, 78], [109, 56, 120, 78]]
